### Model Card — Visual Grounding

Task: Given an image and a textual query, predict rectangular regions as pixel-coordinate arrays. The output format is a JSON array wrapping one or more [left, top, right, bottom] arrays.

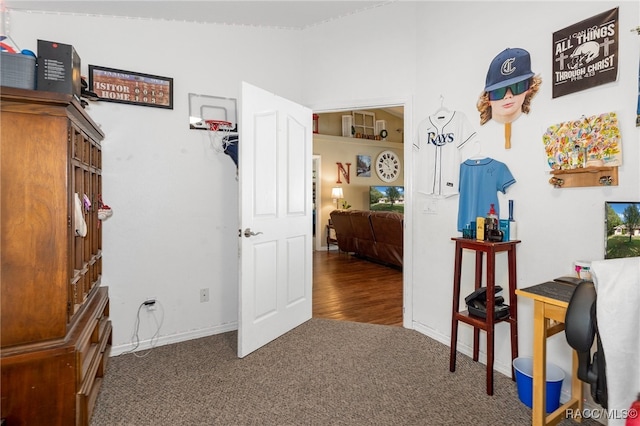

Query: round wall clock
[[375, 150, 401, 183]]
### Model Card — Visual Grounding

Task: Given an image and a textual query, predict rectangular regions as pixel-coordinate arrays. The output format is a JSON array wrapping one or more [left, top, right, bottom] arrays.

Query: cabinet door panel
[[1, 112, 69, 346]]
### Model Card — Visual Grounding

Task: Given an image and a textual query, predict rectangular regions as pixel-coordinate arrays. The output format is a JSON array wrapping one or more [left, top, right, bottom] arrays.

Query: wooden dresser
[[1, 87, 112, 425]]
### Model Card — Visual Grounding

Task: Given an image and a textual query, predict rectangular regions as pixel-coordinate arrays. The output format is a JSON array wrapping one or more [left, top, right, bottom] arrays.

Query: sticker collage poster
[[552, 8, 619, 98], [542, 112, 622, 170]]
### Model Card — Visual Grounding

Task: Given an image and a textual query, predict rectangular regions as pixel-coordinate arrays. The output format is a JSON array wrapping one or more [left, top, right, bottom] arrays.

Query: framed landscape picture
[[604, 201, 640, 259], [357, 155, 371, 177]]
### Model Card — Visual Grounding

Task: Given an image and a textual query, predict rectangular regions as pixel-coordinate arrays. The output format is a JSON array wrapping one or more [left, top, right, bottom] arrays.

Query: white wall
[[410, 1, 639, 385], [7, 1, 640, 399], [301, 0, 640, 397], [7, 11, 306, 351], [301, 2, 418, 106]]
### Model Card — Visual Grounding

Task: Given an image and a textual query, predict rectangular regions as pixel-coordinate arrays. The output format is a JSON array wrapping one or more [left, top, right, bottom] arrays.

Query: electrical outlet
[[200, 288, 209, 303], [144, 297, 157, 311]]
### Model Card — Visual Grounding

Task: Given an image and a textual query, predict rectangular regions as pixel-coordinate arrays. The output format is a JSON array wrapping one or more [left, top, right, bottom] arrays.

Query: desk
[[516, 281, 583, 426], [449, 238, 520, 395]]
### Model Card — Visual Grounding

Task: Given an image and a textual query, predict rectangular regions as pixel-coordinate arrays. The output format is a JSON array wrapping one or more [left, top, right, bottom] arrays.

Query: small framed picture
[[605, 201, 640, 259], [89, 65, 173, 109], [357, 155, 371, 177]]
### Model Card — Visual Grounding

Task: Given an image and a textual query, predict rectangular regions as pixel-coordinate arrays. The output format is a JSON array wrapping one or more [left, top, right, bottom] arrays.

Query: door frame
[[313, 155, 324, 252], [310, 96, 413, 329]]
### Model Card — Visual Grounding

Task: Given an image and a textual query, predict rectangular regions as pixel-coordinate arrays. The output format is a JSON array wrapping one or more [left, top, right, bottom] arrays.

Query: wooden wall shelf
[[548, 166, 618, 188]]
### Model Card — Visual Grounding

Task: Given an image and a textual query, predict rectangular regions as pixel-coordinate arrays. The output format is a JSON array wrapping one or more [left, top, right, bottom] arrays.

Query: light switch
[[423, 199, 438, 214]]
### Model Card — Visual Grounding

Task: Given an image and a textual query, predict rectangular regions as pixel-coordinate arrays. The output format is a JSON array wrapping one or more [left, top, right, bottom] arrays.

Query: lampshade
[[331, 187, 343, 199]]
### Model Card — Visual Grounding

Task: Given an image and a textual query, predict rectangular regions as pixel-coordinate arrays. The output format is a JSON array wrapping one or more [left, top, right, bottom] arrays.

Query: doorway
[[310, 98, 412, 328], [312, 249, 403, 325]]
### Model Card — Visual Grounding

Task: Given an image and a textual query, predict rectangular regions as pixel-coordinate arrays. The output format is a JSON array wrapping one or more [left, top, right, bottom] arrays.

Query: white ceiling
[[4, 1, 391, 30]]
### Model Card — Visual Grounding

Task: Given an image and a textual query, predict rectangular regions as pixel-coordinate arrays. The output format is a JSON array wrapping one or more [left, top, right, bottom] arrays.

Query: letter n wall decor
[[336, 162, 351, 184]]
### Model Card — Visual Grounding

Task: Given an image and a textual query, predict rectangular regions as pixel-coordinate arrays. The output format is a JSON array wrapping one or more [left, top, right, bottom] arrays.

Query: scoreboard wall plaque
[[89, 65, 173, 109]]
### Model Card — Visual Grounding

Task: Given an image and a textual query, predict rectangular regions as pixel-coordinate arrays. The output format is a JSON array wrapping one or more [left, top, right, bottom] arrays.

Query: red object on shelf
[[627, 393, 640, 425]]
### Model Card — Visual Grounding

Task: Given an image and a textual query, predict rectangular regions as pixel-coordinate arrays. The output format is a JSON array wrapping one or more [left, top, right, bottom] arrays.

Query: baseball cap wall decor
[[477, 47, 541, 149], [485, 48, 535, 92]]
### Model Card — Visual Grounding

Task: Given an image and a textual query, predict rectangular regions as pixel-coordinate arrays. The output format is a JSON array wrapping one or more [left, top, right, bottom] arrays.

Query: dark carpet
[[91, 319, 598, 425]]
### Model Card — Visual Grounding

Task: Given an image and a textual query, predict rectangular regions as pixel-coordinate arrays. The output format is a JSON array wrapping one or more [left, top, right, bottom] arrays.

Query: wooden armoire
[[1, 87, 112, 425]]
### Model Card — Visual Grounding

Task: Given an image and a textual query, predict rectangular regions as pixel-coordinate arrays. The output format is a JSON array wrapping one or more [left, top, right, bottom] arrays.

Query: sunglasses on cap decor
[[488, 79, 531, 101]]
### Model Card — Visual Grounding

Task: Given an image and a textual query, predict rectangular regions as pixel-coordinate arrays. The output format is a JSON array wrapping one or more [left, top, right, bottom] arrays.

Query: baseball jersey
[[413, 111, 476, 197], [457, 158, 515, 231]]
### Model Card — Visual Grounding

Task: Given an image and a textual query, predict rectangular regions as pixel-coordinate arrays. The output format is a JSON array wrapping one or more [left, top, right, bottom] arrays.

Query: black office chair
[[565, 280, 608, 408]]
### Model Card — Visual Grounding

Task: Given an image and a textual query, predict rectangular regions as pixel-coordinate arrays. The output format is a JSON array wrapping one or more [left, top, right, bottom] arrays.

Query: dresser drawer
[[76, 294, 108, 381], [77, 320, 111, 425]]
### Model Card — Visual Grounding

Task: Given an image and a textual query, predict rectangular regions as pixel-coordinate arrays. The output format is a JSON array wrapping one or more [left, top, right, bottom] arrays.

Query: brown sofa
[[329, 210, 403, 268]]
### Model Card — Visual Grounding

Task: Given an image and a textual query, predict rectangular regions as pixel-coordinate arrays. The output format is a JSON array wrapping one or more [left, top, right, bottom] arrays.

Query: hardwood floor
[[312, 250, 403, 326]]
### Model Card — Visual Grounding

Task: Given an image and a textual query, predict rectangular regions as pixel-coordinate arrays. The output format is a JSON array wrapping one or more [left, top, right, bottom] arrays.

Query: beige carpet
[[91, 319, 598, 425]]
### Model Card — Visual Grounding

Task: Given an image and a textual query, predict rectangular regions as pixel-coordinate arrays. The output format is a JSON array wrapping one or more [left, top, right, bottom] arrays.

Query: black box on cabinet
[[37, 39, 81, 101]]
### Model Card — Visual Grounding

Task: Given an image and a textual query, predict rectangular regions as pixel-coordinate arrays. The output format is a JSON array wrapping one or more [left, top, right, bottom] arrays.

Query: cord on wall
[[120, 299, 164, 358]]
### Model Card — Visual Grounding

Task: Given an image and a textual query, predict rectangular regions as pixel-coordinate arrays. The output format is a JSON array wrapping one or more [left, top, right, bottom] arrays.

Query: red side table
[[449, 237, 520, 395]]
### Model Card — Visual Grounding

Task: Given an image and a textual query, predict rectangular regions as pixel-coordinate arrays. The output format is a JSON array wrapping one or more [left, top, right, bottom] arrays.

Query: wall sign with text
[[89, 65, 173, 109], [552, 7, 618, 98]]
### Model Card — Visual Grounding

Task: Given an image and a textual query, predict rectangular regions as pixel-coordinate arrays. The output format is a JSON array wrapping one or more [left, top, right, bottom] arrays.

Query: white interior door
[[238, 82, 313, 358]]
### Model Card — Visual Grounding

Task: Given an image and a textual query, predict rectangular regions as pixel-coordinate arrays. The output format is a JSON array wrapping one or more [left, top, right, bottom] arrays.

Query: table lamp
[[331, 187, 343, 210]]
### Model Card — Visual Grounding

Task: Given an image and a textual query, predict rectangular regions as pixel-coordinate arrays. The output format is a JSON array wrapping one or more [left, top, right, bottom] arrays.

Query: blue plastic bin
[[513, 356, 565, 413]]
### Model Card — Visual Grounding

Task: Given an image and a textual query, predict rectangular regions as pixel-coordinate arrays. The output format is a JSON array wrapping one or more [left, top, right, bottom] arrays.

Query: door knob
[[244, 228, 263, 238]]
